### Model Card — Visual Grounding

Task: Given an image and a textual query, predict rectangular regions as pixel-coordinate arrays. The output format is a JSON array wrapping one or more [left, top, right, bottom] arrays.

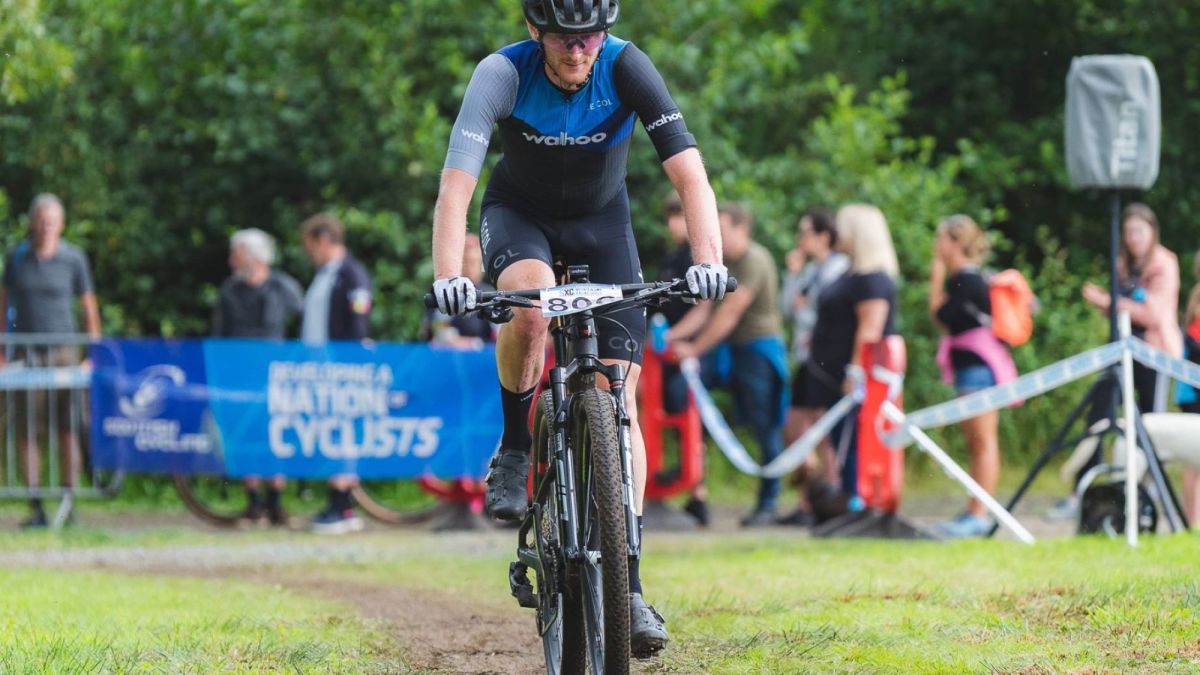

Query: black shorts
[[796, 361, 842, 410], [479, 186, 645, 364]]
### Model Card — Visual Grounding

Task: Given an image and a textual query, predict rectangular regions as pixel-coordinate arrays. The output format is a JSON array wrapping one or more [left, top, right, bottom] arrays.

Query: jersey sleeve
[[443, 53, 519, 178], [72, 247, 95, 296], [344, 262, 372, 341], [613, 43, 697, 162]]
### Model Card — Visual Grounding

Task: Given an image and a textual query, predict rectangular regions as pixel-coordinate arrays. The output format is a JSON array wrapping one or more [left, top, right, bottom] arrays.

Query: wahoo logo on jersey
[[521, 131, 610, 146]]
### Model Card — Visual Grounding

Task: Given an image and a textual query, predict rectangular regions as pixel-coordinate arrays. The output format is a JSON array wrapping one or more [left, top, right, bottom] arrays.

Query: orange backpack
[[987, 269, 1036, 347]]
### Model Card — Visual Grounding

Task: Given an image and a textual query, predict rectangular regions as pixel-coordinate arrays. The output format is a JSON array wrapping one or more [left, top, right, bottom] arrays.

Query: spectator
[[671, 202, 788, 527], [214, 228, 304, 526], [1048, 203, 1182, 520], [777, 208, 849, 526], [299, 212, 373, 535], [802, 204, 898, 515], [421, 233, 495, 347], [929, 215, 1017, 537], [1172, 248, 1200, 525], [0, 193, 101, 528], [649, 190, 709, 526]]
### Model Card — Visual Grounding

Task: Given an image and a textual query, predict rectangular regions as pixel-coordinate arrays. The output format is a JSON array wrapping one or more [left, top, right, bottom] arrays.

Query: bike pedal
[[508, 561, 537, 609]]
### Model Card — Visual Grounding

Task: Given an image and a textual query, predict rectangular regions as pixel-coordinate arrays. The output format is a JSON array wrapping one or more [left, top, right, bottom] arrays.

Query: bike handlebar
[[423, 276, 738, 310]]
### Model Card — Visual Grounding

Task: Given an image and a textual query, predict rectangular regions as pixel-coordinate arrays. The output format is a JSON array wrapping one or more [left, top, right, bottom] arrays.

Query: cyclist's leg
[[481, 202, 554, 520]]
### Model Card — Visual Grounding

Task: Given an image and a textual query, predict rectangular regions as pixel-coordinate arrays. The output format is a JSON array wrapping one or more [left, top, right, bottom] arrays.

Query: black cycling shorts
[[479, 186, 645, 364]]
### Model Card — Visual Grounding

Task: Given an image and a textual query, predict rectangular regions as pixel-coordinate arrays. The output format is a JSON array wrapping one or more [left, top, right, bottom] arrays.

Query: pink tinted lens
[[545, 31, 605, 52]]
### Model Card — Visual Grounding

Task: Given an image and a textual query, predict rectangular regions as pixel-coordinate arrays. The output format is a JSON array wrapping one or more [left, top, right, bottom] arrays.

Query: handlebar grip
[[424, 290, 501, 310], [725, 276, 738, 293]]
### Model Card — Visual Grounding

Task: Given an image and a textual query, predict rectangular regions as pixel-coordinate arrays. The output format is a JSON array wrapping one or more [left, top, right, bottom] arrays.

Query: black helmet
[[523, 0, 619, 34]]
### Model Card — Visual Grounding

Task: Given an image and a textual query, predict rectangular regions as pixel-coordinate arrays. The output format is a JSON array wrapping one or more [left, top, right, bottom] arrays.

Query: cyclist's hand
[[432, 276, 477, 316], [684, 262, 729, 303]]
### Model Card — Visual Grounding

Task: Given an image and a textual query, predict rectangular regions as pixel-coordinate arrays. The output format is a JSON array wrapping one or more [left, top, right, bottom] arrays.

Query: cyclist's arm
[[433, 169, 479, 278], [434, 53, 516, 278], [664, 150, 721, 266]]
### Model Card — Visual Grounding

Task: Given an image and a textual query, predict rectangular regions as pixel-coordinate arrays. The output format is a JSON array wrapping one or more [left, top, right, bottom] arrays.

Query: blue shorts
[[954, 364, 996, 395]]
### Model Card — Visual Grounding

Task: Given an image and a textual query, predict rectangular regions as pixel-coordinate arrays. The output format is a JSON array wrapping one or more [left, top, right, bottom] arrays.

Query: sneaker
[[310, 508, 364, 535], [629, 592, 668, 658], [484, 448, 530, 521], [936, 512, 993, 538], [18, 509, 48, 530], [739, 507, 778, 528], [776, 507, 815, 527], [682, 497, 710, 527], [1043, 495, 1079, 522]]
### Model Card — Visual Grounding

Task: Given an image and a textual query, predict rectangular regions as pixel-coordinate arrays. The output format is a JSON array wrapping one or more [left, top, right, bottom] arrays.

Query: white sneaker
[[1042, 495, 1079, 522], [310, 508, 365, 535]]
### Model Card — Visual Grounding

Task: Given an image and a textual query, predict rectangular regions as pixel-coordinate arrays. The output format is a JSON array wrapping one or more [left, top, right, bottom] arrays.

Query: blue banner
[[90, 339, 224, 474], [205, 340, 501, 479], [88, 339, 503, 479]]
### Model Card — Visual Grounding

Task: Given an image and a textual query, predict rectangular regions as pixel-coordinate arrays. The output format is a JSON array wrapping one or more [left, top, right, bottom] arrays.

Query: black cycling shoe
[[629, 592, 669, 658], [484, 448, 530, 521]]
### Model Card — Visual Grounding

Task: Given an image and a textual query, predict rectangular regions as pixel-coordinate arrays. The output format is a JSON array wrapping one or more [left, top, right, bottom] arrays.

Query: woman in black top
[[929, 214, 1006, 538], [801, 204, 899, 507]]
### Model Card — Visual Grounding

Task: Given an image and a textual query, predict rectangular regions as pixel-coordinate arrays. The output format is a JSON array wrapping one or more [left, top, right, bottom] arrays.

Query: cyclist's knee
[[508, 307, 550, 342]]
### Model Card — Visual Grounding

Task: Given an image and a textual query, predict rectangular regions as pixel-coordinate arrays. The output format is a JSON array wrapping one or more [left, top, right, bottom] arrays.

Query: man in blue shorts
[[429, 0, 727, 656]]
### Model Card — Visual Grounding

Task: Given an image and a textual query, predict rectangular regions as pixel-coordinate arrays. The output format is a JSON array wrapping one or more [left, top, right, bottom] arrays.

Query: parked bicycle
[[426, 266, 734, 674]]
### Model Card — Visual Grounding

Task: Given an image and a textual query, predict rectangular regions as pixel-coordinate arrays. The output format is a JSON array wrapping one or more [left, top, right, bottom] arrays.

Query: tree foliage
[[2, 0, 1195, 461]]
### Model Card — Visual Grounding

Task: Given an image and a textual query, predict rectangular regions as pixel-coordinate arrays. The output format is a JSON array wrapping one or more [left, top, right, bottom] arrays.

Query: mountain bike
[[427, 266, 734, 674]]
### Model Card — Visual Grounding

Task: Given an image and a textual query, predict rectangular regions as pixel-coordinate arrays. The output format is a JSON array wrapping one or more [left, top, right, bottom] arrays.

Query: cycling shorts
[[479, 186, 645, 365]]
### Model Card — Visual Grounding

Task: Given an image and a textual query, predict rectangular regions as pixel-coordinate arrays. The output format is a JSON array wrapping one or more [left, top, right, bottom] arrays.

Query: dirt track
[[0, 530, 575, 674]]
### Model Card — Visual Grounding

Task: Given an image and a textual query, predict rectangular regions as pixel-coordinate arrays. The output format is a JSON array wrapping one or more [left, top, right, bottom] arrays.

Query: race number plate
[[540, 284, 622, 318]]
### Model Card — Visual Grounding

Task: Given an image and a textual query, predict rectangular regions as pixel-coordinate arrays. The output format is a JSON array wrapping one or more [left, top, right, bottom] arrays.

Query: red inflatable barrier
[[856, 337, 907, 513], [639, 347, 704, 500]]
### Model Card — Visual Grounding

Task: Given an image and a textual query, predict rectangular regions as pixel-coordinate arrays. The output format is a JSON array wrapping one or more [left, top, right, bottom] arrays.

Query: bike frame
[[517, 268, 641, 605]]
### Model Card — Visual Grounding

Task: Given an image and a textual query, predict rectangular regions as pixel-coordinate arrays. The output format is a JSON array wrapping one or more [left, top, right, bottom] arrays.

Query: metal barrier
[[1, 333, 123, 526]]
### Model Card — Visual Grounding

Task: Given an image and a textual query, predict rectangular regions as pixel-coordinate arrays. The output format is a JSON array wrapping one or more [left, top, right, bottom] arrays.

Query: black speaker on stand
[[990, 54, 1188, 536]]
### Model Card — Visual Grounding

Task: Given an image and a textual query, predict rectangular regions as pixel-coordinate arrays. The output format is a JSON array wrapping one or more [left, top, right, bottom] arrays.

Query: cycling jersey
[[444, 35, 696, 217]]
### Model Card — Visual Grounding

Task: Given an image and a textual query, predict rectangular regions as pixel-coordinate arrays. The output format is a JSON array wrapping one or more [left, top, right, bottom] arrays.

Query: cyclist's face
[[529, 23, 604, 89]]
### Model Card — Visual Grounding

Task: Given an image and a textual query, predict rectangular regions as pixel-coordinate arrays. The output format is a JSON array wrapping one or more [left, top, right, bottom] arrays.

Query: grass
[[1, 519, 1198, 672], [0, 567, 398, 673], [310, 530, 1200, 674]]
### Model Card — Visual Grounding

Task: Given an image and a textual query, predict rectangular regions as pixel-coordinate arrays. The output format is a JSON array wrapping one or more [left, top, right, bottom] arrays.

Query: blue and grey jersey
[[444, 36, 696, 217]]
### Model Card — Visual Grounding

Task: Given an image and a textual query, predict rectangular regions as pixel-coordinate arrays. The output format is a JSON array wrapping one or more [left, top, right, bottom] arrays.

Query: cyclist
[[430, 0, 726, 656]]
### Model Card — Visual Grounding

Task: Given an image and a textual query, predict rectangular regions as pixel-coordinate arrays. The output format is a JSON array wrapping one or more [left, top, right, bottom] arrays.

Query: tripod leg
[[1134, 414, 1189, 531], [986, 377, 1103, 537]]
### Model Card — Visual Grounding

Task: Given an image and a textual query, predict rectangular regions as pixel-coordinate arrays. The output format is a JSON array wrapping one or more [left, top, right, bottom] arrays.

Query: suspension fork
[[548, 357, 583, 561], [605, 363, 642, 561]]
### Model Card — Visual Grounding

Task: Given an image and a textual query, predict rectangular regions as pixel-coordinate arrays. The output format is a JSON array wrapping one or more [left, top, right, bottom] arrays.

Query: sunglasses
[[541, 31, 606, 53]]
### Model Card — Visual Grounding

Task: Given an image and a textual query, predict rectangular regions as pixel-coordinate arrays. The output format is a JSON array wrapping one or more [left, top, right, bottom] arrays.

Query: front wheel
[[573, 388, 631, 674]]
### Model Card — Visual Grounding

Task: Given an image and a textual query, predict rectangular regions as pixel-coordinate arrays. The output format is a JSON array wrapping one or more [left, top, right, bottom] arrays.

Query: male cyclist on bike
[[430, 0, 726, 656]]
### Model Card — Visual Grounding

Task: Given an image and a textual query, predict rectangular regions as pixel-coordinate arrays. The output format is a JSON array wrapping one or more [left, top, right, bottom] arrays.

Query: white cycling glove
[[433, 276, 477, 316], [685, 262, 729, 302]]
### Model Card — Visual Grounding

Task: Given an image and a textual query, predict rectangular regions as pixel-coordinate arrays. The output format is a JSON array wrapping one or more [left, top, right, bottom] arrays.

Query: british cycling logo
[[104, 364, 211, 453], [117, 364, 185, 420], [645, 111, 682, 132], [522, 131, 608, 146], [461, 128, 489, 145]]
